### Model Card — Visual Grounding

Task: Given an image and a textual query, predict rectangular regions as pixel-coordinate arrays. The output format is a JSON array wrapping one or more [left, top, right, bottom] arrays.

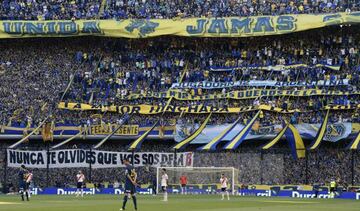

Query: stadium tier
[[0, 2, 360, 207], [0, 0, 360, 20]]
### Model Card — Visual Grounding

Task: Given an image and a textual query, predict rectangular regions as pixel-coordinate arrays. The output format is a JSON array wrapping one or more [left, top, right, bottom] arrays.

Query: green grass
[[0, 194, 359, 211]]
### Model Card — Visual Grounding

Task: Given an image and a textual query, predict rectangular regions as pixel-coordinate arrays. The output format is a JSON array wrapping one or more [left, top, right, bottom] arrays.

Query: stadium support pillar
[[156, 167, 159, 195], [260, 150, 263, 185], [131, 150, 135, 166], [172, 149, 178, 186], [305, 149, 309, 184], [89, 147, 92, 183], [3, 147, 7, 193], [46, 142, 50, 187], [174, 149, 177, 167], [351, 150, 355, 186]]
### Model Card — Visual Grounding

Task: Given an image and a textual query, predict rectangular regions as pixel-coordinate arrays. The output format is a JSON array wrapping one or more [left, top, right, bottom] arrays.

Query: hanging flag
[[93, 115, 130, 149], [159, 118, 166, 139], [42, 122, 54, 142], [224, 111, 261, 150], [173, 113, 212, 150], [23, 128, 29, 143], [162, 97, 173, 113], [262, 124, 289, 150], [348, 132, 360, 150], [128, 120, 159, 151], [199, 115, 242, 150], [51, 131, 84, 149], [309, 109, 330, 150], [285, 124, 306, 159], [9, 117, 49, 149]]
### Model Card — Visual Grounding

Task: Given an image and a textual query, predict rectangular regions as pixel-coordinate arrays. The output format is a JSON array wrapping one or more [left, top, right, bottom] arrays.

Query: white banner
[[171, 79, 349, 89], [7, 149, 194, 169]]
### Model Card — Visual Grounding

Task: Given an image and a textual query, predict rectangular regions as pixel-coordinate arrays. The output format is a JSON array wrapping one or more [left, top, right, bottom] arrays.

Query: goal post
[[156, 167, 239, 195]]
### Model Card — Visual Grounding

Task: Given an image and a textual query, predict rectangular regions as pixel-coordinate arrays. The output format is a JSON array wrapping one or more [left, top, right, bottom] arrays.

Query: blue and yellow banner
[[285, 124, 306, 159], [348, 132, 360, 150], [309, 109, 330, 150], [171, 79, 349, 89], [210, 63, 341, 72], [2, 123, 174, 138], [262, 125, 289, 150], [173, 113, 212, 150], [176, 122, 355, 144], [58, 102, 360, 114], [128, 120, 159, 151], [104, 89, 360, 101], [199, 115, 242, 151], [224, 111, 261, 150], [1, 12, 360, 38]]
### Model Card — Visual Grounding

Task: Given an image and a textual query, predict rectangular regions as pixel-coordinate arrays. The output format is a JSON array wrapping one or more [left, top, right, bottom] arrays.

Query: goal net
[[156, 167, 239, 195]]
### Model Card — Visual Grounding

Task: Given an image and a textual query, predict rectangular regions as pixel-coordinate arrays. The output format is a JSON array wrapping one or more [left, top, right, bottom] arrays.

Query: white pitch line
[[0, 202, 22, 205]]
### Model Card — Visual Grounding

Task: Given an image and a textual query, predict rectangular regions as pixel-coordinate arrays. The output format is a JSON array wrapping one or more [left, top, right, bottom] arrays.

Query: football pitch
[[0, 195, 359, 211]]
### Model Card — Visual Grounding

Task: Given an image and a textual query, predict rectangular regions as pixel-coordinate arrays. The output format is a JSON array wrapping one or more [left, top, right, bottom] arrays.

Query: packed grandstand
[[0, 0, 359, 20], [0, 0, 359, 200]]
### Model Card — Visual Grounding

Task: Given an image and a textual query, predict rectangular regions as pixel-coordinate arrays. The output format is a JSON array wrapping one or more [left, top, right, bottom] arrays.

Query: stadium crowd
[[0, 1, 360, 194], [1, 25, 359, 129], [1, 0, 360, 20]]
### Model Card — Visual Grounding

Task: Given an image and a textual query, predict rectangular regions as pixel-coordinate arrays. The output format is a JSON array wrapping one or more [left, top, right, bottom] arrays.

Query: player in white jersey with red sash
[[161, 169, 168, 202], [220, 174, 230, 200], [76, 171, 85, 197], [25, 171, 33, 199]]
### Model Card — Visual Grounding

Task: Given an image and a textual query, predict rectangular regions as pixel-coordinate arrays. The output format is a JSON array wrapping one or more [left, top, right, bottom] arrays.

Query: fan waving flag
[[173, 113, 212, 150], [224, 111, 261, 150], [309, 109, 330, 150], [199, 115, 242, 151]]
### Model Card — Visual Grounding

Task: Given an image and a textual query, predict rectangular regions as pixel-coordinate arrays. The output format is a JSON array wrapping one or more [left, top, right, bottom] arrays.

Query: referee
[[329, 179, 337, 198]]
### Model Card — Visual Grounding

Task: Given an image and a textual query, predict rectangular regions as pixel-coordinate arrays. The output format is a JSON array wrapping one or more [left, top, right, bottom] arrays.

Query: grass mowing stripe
[[0, 195, 359, 211], [261, 200, 319, 204]]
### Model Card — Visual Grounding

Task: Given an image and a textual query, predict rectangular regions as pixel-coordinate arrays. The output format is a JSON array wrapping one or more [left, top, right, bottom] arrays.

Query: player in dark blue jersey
[[120, 159, 138, 211], [18, 165, 29, 201]]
